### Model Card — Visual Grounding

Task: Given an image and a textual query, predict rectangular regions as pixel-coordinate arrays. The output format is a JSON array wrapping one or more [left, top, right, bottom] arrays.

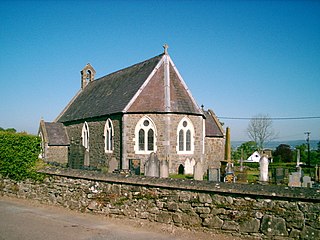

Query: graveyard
[[124, 150, 320, 190], [1, 130, 320, 239]]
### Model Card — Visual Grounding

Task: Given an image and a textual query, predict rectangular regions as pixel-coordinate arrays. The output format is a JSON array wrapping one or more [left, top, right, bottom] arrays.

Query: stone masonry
[[205, 137, 224, 169], [1, 167, 319, 239], [44, 145, 68, 164], [64, 114, 122, 170], [122, 113, 205, 174]]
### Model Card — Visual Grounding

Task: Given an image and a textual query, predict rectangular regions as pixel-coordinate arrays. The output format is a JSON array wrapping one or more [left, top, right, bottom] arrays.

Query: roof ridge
[[57, 53, 165, 122], [92, 53, 165, 83]]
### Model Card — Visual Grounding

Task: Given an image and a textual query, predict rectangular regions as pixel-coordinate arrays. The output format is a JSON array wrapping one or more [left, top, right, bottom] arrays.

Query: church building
[[39, 45, 225, 175]]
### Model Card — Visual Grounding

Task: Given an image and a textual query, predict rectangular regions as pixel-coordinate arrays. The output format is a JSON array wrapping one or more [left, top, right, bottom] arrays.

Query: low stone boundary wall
[[1, 167, 320, 239]]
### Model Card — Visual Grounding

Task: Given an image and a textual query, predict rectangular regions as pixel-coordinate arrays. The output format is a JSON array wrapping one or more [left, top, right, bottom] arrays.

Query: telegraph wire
[[218, 116, 320, 120]]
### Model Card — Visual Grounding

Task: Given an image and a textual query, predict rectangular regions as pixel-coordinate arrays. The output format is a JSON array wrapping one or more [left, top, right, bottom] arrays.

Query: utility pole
[[304, 132, 311, 166]]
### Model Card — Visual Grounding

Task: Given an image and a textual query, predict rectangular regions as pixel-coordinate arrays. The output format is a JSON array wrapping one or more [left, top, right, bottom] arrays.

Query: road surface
[[0, 196, 241, 240]]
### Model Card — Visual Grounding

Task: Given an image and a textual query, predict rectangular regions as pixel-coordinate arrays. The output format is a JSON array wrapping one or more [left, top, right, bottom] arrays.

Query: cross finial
[[163, 43, 169, 55]]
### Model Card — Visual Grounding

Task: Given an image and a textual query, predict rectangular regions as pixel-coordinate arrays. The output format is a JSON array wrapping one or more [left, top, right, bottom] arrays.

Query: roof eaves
[[55, 89, 82, 122], [168, 56, 203, 116], [208, 109, 225, 136], [39, 119, 49, 143]]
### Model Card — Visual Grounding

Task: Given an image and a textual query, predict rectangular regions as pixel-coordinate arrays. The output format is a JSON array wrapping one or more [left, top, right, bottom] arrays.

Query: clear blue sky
[[1, 0, 319, 141]]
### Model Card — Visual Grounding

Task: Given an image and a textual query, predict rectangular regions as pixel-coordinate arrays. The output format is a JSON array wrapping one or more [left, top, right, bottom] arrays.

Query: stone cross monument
[[222, 127, 235, 182]]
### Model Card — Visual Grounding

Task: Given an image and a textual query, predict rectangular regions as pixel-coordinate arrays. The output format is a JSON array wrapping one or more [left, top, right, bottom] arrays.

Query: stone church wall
[[64, 115, 122, 170], [62, 113, 223, 174], [122, 113, 205, 174], [204, 137, 225, 169], [44, 145, 68, 165], [1, 168, 319, 239]]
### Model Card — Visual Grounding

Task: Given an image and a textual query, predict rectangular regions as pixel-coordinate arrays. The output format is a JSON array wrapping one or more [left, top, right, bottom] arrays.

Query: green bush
[[0, 131, 44, 181], [243, 162, 260, 169]]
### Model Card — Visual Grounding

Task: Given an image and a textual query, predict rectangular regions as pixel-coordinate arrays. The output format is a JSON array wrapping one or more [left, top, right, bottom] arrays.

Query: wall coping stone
[[39, 167, 320, 202]]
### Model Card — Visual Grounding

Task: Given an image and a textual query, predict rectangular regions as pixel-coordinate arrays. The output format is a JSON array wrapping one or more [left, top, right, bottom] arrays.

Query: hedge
[[0, 131, 44, 181]]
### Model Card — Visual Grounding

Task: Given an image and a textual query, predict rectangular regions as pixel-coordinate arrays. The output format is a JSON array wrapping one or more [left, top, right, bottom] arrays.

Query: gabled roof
[[39, 120, 69, 146], [204, 109, 224, 137], [125, 55, 202, 114], [57, 54, 164, 123], [56, 51, 203, 123]]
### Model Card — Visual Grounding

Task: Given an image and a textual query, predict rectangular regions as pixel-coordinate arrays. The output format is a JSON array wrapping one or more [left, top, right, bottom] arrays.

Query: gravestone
[[275, 168, 284, 184], [84, 150, 90, 167], [288, 172, 302, 187], [184, 158, 195, 175], [129, 159, 141, 175], [224, 162, 235, 183], [315, 165, 319, 182], [193, 161, 203, 181], [208, 167, 220, 182], [259, 156, 269, 183], [68, 140, 84, 169], [144, 152, 160, 177], [302, 176, 313, 188], [296, 149, 301, 167], [284, 168, 290, 184], [236, 171, 248, 183], [108, 157, 118, 173], [160, 159, 169, 178], [239, 158, 244, 172]]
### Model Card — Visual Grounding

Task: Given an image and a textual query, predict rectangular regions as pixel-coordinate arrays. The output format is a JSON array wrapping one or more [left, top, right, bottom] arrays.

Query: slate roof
[[57, 53, 203, 123], [126, 61, 202, 114], [204, 110, 224, 137], [57, 54, 164, 122], [43, 122, 69, 146]]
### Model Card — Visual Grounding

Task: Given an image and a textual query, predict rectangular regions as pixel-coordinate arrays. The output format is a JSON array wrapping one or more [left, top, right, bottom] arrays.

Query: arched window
[[82, 122, 89, 150], [186, 130, 191, 151], [147, 129, 154, 151], [176, 117, 194, 154], [104, 119, 114, 153], [135, 116, 157, 154], [179, 130, 184, 151]]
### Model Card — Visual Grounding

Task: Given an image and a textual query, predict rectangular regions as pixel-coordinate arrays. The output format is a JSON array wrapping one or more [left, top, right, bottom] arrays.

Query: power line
[[218, 116, 320, 120]]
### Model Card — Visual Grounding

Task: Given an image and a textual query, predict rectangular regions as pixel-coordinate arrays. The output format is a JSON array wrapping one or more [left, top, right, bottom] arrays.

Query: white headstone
[[145, 152, 160, 177], [259, 156, 269, 182], [185, 158, 195, 175], [288, 172, 302, 187], [302, 176, 313, 188], [193, 161, 203, 181], [160, 159, 169, 178]]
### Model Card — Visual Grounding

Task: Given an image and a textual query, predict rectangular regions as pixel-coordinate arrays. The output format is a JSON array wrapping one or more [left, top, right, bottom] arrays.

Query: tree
[[317, 141, 320, 165], [235, 141, 258, 160], [247, 114, 277, 150], [273, 144, 293, 163], [5, 128, 17, 133], [0, 127, 17, 133]]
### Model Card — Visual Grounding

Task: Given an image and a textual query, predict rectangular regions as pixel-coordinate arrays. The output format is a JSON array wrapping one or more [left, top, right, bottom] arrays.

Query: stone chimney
[[81, 63, 96, 89]]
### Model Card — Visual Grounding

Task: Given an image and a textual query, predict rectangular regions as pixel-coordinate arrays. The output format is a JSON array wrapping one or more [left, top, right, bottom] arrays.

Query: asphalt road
[[0, 197, 241, 240]]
